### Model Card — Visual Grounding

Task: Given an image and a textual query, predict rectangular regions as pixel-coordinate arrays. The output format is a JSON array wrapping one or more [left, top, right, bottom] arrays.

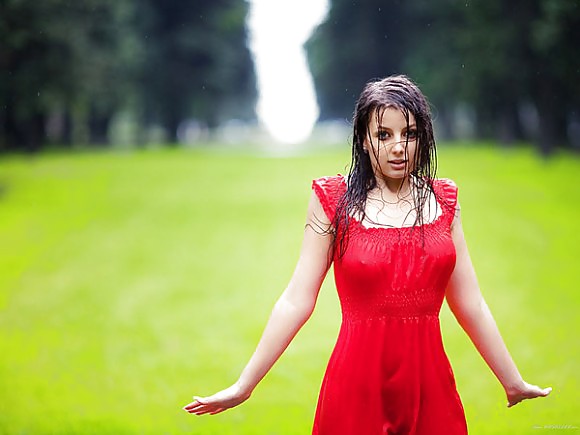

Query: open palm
[[183, 384, 251, 415], [507, 381, 552, 408]]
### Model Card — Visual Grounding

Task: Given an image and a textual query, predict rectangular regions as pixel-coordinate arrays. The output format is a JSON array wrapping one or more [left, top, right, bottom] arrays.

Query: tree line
[[2, 0, 579, 153], [307, 0, 580, 154], [0, 0, 256, 151]]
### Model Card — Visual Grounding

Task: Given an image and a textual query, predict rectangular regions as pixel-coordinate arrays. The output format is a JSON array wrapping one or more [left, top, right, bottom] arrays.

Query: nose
[[391, 139, 406, 155]]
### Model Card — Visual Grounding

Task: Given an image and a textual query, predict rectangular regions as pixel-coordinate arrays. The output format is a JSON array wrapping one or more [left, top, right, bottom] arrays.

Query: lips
[[387, 159, 407, 170]]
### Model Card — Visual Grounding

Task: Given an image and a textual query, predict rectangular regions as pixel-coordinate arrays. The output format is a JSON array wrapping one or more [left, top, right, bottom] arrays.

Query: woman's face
[[364, 106, 417, 184]]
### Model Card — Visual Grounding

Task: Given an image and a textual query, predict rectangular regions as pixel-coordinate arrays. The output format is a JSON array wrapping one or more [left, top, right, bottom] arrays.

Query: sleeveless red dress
[[311, 175, 468, 435]]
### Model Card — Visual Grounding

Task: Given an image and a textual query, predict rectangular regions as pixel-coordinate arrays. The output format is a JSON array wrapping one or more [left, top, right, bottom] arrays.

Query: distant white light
[[248, 0, 328, 144]]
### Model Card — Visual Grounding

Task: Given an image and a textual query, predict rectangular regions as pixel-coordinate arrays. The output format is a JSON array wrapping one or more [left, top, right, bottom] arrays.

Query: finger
[[529, 385, 552, 395], [193, 395, 207, 404], [183, 399, 208, 410], [188, 397, 215, 410], [210, 408, 225, 415], [525, 386, 552, 399], [508, 388, 552, 408], [189, 404, 212, 415], [194, 407, 219, 416], [187, 408, 206, 414], [183, 402, 199, 410], [184, 404, 207, 414], [184, 402, 205, 412]]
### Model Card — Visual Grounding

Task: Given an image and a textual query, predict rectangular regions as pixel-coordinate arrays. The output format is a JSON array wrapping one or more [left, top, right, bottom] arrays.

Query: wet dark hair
[[333, 74, 439, 257]]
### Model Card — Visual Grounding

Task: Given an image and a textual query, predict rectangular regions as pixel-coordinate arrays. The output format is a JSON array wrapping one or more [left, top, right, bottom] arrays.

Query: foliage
[[135, 0, 256, 141], [0, 0, 256, 150], [307, 0, 580, 152], [0, 144, 576, 433], [0, 0, 138, 148], [306, 0, 408, 120]]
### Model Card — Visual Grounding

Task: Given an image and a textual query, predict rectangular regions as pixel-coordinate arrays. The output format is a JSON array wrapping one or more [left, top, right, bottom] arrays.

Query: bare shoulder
[[305, 190, 333, 235]]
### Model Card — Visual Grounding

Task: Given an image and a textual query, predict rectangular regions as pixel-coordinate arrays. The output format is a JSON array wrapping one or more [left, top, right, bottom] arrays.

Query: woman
[[183, 75, 551, 434]]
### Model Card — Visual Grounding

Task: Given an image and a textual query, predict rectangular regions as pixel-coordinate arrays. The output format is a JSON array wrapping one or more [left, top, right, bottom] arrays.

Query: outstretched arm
[[445, 203, 552, 407], [184, 191, 334, 415]]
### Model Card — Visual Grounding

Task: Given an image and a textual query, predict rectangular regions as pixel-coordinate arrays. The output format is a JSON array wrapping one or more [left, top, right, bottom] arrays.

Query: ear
[[361, 136, 370, 154]]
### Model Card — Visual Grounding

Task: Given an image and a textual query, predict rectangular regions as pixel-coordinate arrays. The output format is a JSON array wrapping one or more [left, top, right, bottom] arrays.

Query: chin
[[382, 173, 407, 180]]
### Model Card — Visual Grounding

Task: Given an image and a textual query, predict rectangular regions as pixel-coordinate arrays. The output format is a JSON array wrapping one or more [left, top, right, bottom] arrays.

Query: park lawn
[[0, 144, 577, 434]]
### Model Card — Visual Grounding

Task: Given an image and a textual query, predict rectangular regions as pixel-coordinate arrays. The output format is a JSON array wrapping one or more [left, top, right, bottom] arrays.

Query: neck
[[374, 175, 412, 196]]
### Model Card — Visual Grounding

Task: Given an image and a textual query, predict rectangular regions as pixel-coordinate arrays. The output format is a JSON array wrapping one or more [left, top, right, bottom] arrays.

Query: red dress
[[311, 175, 468, 435]]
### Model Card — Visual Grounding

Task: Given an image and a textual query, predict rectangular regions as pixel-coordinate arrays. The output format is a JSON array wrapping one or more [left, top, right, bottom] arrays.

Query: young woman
[[183, 75, 551, 434]]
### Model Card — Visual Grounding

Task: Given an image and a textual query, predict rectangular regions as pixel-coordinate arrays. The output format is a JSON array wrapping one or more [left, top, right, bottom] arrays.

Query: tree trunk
[[474, 105, 494, 140], [89, 104, 111, 146], [535, 80, 568, 156], [164, 110, 180, 144], [62, 110, 73, 147], [498, 101, 524, 146]]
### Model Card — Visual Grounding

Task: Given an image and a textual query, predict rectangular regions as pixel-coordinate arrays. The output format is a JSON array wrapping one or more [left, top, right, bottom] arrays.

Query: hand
[[182, 383, 251, 415], [506, 381, 552, 408]]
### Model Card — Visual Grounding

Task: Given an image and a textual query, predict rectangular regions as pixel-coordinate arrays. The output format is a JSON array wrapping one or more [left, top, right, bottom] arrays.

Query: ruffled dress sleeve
[[311, 175, 346, 222], [434, 178, 459, 225]]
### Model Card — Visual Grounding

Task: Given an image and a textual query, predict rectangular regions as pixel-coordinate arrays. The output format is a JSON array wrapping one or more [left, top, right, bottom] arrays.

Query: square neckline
[[338, 175, 446, 232]]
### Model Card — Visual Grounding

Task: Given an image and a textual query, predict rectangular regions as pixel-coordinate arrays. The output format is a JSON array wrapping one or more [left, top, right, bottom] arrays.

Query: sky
[[247, 0, 329, 144]]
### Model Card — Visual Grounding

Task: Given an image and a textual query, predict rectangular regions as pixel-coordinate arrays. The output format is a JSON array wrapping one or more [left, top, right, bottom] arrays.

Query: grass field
[[0, 143, 578, 434]]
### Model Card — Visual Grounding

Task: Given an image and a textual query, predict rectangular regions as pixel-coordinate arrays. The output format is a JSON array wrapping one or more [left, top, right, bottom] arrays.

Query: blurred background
[[1, 0, 579, 153], [1, 0, 579, 434]]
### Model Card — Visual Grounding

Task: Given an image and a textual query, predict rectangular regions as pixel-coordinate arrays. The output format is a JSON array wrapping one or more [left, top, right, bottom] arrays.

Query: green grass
[[0, 144, 578, 434]]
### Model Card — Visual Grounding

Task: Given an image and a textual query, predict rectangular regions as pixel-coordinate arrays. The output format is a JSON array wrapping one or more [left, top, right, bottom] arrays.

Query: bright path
[[248, 0, 328, 144]]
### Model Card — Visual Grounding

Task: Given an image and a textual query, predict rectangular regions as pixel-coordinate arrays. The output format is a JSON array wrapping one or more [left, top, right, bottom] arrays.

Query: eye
[[377, 130, 389, 141], [405, 129, 417, 139]]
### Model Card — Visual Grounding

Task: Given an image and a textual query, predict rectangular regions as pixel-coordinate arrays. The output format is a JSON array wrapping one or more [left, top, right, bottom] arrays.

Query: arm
[[184, 191, 334, 415], [445, 203, 552, 407]]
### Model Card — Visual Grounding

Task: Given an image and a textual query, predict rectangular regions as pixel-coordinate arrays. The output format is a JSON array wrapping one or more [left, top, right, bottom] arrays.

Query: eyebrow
[[376, 124, 417, 129]]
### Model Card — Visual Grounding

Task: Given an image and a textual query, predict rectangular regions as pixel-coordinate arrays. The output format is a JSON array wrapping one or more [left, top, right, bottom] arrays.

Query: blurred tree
[[400, 0, 465, 140], [306, 0, 580, 152], [306, 0, 409, 121], [136, 0, 256, 143], [0, 0, 137, 150], [452, 0, 534, 143], [0, 0, 256, 150], [452, 0, 580, 153], [529, 0, 580, 154], [1, 0, 66, 150]]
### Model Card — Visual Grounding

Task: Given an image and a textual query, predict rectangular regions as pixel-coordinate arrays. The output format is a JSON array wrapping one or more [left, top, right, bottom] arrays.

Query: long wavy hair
[[333, 75, 439, 257]]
